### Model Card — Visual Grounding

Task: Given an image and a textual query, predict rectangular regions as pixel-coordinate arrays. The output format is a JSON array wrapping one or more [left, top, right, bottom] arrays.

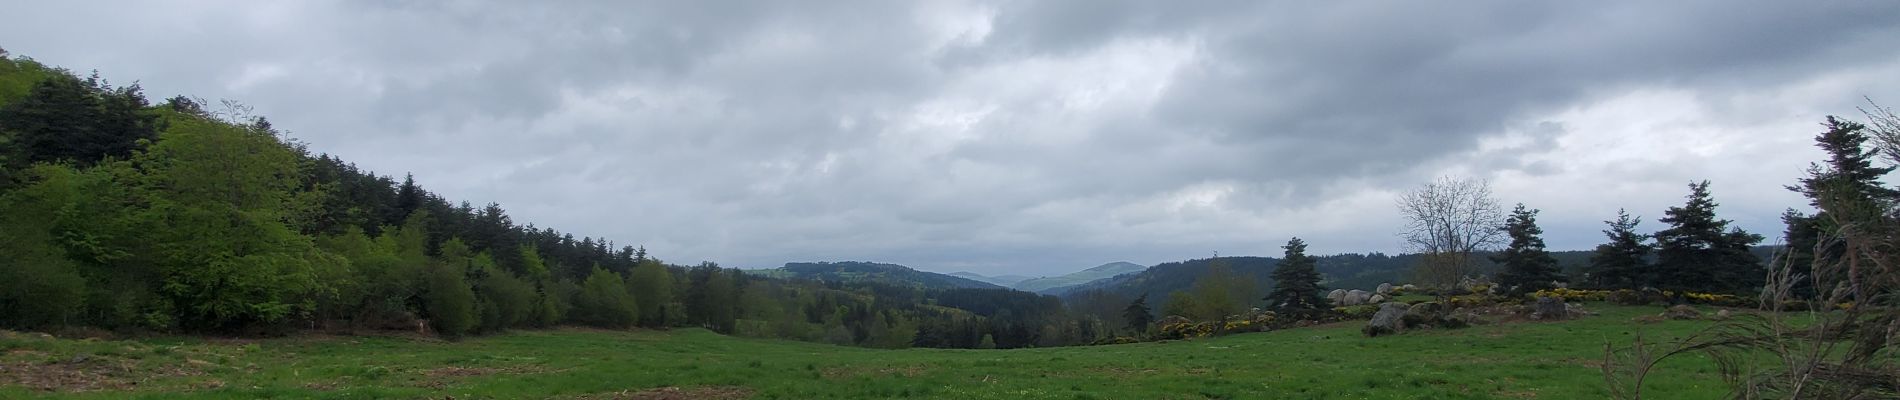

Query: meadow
[[0, 303, 1731, 399]]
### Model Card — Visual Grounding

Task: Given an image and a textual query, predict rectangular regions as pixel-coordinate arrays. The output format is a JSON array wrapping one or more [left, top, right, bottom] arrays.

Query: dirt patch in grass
[[0, 356, 203, 392], [569, 386, 755, 400], [408, 364, 558, 389]]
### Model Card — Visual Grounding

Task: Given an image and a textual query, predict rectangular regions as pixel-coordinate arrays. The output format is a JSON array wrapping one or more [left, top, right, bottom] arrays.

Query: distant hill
[[948, 272, 1034, 287], [765, 261, 1003, 290], [1013, 262, 1149, 294], [1059, 247, 1784, 307]]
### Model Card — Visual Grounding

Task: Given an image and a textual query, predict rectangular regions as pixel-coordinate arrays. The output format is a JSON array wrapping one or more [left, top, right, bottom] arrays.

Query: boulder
[[1711, 309, 1733, 321], [1663, 305, 1701, 320], [1327, 289, 1348, 305], [1565, 302, 1595, 317], [1445, 308, 1481, 327], [1376, 283, 1394, 295], [1157, 315, 1192, 327], [1532, 296, 1568, 320], [1400, 284, 1418, 291], [1406, 302, 1447, 322], [1363, 302, 1412, 337], [1369, 294, 1387, 304], [1343, 290, 1372, 306]]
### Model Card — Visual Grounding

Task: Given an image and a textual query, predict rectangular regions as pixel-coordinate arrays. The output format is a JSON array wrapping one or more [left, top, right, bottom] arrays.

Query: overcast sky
[[7, 1, 1900, 276]]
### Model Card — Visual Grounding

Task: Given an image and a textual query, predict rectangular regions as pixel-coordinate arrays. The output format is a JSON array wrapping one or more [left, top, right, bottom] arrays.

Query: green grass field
[[0, 303, 1733, 399]]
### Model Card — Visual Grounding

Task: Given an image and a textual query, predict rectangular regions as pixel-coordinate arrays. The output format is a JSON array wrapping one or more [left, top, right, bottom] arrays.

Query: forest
[[0, 48, 1858, 351]]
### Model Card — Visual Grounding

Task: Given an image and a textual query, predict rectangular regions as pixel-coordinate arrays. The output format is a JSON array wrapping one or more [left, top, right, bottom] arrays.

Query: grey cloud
[[3, 1, 1897, 275]]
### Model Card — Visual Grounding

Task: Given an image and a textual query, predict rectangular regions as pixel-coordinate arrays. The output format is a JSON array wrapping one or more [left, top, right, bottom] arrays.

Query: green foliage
[[687, 264, 739, 333], [0, 71, 158, 170], [421, 261, 477, 338], [1186, 258, 1254, 321], [1264, 238, 1328, 318], [1654, 181, 1763, 296], [1120, 295, 1152, 332], [1492, 205, 1564, 296], [0, 188, 86, 328], [573, 267, 638, 328], [628, 259, 674, 327], [1587, 209, 1651, 290], [474, 255, 537, 332], [1162, 291, 1198, 319]]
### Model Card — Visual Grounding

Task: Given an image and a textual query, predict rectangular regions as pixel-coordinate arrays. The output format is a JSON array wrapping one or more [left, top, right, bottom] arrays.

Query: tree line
[[0, 51, 1126, 348]]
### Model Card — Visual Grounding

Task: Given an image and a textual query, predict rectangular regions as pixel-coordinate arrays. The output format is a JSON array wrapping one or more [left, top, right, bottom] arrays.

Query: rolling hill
[[762, 261, 1003, 290], [1012, 261, 1149, 294], [947, 272, 1034, 287]]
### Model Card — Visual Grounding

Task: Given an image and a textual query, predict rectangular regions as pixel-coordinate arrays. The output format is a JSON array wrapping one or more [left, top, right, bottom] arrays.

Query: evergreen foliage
[[1264, 238, 1328, 318], [1121, 294, 1152, 333], [1654, 181, 1763, 296], [1586, 209, 1651, 290], [1492, 205, 1565, 296]]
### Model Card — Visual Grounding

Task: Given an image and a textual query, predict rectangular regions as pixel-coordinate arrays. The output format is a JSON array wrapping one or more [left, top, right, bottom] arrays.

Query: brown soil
[[569, 386, 756, 400], [0, 357, 203, 392]]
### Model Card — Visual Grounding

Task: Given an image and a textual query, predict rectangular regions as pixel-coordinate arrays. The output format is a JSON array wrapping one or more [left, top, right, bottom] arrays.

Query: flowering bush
[[1532, 288, 1611, 302], [1156, 321, 1216, 339]]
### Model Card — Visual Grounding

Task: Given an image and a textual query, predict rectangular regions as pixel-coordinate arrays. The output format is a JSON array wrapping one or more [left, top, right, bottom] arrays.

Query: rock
[[1157, 315, 1192, 327], [1369, 294, 1387, 304], [1402, 302, 1444, 328], [1343, 290, 1372, 306], [1532, 296, 1568, 320], [1406, 302, 1447, 321], [1401, 284, 1417, 291], [1711, 309, 1732, 321], [1663, 305, 1701, 320], [1445, 308, 1481, 327], [1327, 289, 1348, 305], [1376, 283, 1394, 295], [1363, 302, 1412, 337], [1565, 302, 1595, 316]]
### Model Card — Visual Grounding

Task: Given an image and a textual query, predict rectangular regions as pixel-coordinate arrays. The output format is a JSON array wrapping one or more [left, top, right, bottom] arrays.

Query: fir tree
[[1587, 209, 1651, 290], [1492, 204, 1565, 296], [1655, 181, 1760, 296], [1121, 294, 1153, 333], [1782, 117, 1894, 300], [1264, 237, 1328, 318]]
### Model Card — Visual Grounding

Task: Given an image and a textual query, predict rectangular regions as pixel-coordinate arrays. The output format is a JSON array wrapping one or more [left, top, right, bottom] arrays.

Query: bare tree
[[1397, 177, 1507, 291]]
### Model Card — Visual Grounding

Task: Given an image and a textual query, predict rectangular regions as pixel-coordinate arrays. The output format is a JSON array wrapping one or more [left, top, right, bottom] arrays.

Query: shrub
[[572, 267, 638, 328], [1532, 288, 1610, 302], [475, 268, 536, 332], [421, 263, 477, 338]]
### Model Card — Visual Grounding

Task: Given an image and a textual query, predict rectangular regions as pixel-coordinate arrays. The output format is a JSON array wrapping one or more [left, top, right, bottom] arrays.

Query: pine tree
[[1794, 117, 1898, 203], [1782, 117, 1894, 300], [1264, 237, 1328, 318], [1121, 294, 1153, 333], [0, 73, 156, 169], [1587, 209, 1651, 290], [1655, 181, 1760, 296], [1492, 204, 1565, 296], [1779, 210, 1820, 299]]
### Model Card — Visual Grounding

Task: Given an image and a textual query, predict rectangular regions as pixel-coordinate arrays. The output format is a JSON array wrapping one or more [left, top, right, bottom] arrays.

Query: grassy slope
[[2, 304, 1730, 399]]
